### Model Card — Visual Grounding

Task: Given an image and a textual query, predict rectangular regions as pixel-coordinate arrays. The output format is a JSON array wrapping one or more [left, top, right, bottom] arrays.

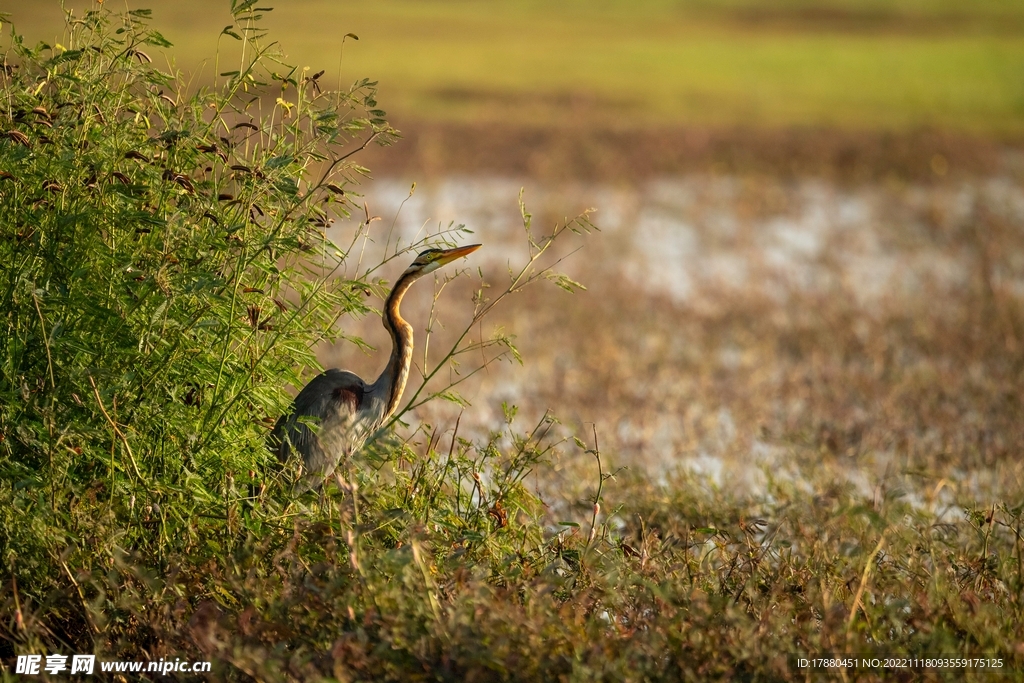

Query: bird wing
[[269, 369, 368, 479]]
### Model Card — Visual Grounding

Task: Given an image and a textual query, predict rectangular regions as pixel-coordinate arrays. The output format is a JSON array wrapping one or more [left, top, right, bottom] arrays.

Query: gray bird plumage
[[271, 369, 375, 492]]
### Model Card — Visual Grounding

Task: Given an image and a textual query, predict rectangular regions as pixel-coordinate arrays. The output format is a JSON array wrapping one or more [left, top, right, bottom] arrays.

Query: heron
[[270, 243, 481, 492]]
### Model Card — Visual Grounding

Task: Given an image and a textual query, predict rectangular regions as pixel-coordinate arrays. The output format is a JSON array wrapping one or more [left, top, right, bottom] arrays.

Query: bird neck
[[373, 270, 417, 422]]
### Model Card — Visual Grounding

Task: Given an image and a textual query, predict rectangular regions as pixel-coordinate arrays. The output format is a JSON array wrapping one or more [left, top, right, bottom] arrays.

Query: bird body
[[272, 369, 376, 489], [271, 244, 480, 492]]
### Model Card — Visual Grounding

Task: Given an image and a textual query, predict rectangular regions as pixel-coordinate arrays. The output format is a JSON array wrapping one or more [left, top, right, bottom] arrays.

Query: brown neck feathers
[[379, 270, 417, 419]]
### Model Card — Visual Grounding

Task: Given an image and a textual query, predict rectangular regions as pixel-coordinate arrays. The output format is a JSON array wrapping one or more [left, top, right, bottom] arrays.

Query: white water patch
[[356, 174, 1024, 305]]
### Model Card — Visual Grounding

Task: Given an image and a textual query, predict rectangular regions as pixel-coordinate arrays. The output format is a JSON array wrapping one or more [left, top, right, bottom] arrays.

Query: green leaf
[[265, 155, 293, 170], [274, 178, 299, 196], [45, 49, 83, 67], [438, 390, 470, 407], [546, 272, 586, 293], [232, 0, 260, 15], [145, 31, 173, 48]]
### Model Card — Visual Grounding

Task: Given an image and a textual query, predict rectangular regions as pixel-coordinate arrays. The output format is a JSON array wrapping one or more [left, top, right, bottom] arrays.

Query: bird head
[[406, 243, 481, 277]]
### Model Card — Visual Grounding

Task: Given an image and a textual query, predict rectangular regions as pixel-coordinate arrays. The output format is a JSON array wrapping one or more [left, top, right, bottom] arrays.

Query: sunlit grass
[[8, 0, 1024, 134]]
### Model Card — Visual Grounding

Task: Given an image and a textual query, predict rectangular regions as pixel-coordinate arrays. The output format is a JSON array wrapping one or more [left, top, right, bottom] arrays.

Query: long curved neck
[[372, 270, 418, 422]]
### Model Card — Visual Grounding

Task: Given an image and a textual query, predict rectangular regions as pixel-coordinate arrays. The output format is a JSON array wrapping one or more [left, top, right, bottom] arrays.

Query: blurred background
[[9, 1, 1024, 505]]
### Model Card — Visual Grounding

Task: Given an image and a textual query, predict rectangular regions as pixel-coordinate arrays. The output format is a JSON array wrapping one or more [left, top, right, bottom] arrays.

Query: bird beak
[[436, 243, 481, 265]]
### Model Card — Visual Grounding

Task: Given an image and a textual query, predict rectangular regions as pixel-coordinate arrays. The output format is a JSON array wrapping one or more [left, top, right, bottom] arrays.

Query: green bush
[[0, 0, 399, 653]]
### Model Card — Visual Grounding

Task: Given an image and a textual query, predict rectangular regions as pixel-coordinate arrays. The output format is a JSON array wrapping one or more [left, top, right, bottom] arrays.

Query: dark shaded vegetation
[[363, 120, 1017, 184]]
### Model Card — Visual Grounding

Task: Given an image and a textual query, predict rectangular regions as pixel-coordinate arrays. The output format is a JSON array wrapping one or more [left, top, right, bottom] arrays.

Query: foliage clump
[[0, 0, 397, 653]]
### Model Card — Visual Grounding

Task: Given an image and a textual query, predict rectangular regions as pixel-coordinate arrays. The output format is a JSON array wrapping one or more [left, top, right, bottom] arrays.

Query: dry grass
[[334, 168, 1024, 507], [359, 121, 1021, 184]]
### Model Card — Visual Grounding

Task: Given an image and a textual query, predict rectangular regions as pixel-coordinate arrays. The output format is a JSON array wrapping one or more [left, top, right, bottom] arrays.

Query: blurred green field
[[8, 0, 1024, 135]]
